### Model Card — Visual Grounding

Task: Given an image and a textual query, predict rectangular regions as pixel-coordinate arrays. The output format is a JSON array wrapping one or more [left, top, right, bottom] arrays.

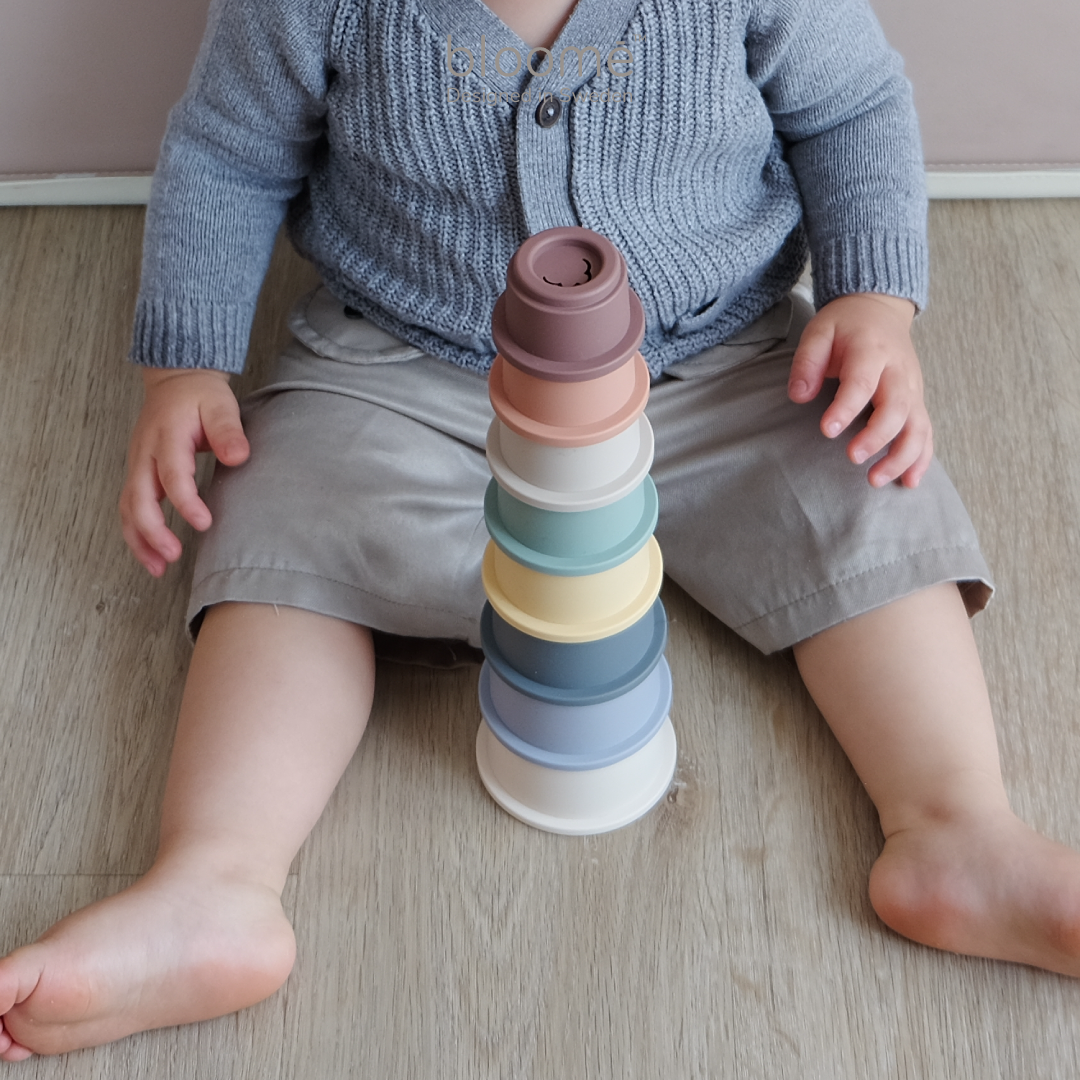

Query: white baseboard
[[0, 174, 153, 205], [926, 170, 1080, 199], [2, 170, 1079, 206]]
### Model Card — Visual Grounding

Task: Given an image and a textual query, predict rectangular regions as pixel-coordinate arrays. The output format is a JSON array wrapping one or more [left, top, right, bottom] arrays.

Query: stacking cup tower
[[475, 226, 677, 835]]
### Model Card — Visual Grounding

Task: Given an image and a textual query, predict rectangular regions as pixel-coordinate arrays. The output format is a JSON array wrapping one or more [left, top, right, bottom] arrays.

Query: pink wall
[[0, 0, 210, 175], [0, 0, 1077, 176], [873, 0, 1080, 167]]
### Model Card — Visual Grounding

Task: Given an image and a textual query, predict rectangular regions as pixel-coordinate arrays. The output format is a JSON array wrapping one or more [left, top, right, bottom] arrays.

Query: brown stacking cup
[[491, 227, 646, 383]]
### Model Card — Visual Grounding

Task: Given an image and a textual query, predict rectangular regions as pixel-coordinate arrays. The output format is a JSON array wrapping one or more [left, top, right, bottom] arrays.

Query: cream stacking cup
[[476, 226, 677, 835]]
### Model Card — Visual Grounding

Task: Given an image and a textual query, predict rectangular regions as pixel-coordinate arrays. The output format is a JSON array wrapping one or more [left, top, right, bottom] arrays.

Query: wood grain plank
[[3, 202, 1080, 1078]]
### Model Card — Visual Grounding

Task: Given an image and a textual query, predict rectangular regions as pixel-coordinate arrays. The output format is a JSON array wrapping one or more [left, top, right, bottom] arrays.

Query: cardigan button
[[535, 94, 562, 128]]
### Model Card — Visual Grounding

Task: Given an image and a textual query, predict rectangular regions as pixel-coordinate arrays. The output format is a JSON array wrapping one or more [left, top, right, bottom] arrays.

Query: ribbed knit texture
[[130, 0, 929, 376]]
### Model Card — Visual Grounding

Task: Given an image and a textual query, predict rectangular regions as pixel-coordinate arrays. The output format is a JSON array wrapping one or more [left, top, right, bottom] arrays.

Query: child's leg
[[794, 582, 1080, 975], [0, 601, 374, 1060]]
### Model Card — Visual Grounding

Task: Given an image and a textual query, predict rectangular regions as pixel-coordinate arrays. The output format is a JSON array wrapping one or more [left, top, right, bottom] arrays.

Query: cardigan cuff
[[129, 296, 257, 373], [811, 230, 929, 314]]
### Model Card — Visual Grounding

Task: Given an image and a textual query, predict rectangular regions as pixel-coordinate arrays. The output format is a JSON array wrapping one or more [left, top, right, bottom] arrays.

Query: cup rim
[[474, 715, 677, 835], [478, 657, 672, 770], [480, 597, 668, 704], [481, 535, 664, 642], [491, 289, 646, 383], [486, 415, 655, 511], [489, 353, 650, 448], [484, 476, 659, 575]]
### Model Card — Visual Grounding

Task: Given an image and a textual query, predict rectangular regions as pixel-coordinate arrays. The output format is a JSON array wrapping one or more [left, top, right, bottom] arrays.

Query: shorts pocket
[[287, 286, 426, 365], [664, 296, 793, 381]]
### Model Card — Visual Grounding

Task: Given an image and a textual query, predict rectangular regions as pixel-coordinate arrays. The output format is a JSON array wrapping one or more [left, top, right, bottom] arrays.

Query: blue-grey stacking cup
[[479, 657, 672, 767], [480, 598, 667, 703], [484, 476, 657, 568]]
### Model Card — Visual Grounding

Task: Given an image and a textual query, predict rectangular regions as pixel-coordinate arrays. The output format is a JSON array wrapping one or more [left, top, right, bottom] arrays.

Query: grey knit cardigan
[[130, 0, 928, 376]]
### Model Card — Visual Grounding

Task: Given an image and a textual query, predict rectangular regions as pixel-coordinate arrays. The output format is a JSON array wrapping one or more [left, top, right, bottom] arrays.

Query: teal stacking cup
[[484, 475, 657, 570]]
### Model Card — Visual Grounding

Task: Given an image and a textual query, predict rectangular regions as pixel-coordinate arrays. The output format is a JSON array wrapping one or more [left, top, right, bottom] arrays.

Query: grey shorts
[[188, 286, 993, 654]]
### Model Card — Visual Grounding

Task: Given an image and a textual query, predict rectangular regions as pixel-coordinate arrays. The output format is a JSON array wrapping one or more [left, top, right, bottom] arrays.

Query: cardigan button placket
[[510, 0, 644, 234], [516, 83, 576, 233]]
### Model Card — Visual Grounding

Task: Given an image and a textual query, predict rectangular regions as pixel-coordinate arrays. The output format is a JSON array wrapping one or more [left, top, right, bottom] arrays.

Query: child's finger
[[844, 369, 914, 463], [788, 320, 835, 402], [846, 402, 907, 464], [895, 429, 935, 490], [155, 444, 213, 532], [123, 521, 171, 577], [908, 435, 935, 488], [120, 465, 183, 570], [819, 362, 882, 438], [201, 399, 250, 466], [866, 414, 932, 488]]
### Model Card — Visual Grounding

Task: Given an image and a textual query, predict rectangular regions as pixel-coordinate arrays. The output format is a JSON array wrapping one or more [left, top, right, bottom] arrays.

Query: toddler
[[4, 0, 1080, 1059]]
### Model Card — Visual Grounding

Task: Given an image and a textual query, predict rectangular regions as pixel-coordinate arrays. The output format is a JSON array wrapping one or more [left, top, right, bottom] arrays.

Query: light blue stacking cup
[[485, 476, 657, 564], [484, 476, 658, 575], [480, 599, 667, 702], [478, 656, 672, 768]]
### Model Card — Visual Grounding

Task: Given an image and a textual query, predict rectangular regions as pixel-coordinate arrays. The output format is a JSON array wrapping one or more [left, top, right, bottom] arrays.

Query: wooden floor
[[1, 200, 1079, 1077]]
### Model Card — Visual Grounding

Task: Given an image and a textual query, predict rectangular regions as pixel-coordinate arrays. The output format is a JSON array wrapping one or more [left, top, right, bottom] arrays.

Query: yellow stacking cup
[[481, 536, 663, 642]]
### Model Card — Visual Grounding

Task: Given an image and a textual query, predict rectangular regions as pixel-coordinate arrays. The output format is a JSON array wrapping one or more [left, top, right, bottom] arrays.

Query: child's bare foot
[[868, 805, 1080, 977], [0, 861, 296, 1060]]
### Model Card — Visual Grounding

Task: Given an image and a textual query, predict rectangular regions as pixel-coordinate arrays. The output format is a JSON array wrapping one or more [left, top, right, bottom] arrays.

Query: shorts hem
[[186, 566, 482, 646], [733, 544, 994, 654]]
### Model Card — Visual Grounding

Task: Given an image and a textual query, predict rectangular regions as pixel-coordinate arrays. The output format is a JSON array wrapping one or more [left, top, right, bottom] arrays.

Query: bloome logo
[[444, 33, 640, 108]]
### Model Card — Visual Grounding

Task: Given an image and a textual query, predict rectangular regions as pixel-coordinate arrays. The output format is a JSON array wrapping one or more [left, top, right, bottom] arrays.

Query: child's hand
[[787, 293, 933, 489], [120, 368, 250, 577]]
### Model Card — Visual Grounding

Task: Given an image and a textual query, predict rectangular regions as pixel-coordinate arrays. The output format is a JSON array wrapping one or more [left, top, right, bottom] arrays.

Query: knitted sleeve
[[129, 0, 338, 371], [745, 0, 929, 312]]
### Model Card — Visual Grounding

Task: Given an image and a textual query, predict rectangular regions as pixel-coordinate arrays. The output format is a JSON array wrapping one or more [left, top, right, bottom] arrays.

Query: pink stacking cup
[[489, 351, 650, 436]]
